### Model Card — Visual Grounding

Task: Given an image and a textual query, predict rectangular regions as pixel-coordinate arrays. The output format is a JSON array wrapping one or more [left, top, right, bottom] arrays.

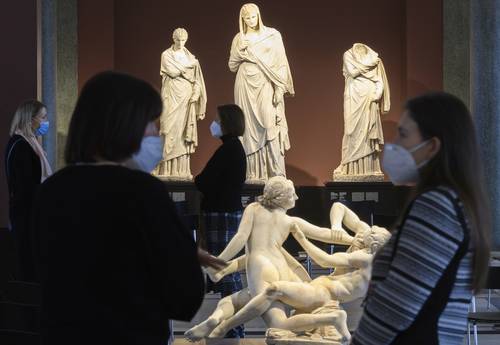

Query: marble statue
[[185, 177, 391, 345], [229, 3, 294, 183], [155, 28, 206, 180], [333, 43, 390, 182]]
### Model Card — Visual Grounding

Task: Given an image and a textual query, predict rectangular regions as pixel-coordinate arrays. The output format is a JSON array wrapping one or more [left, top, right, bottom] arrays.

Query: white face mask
[[132, 136, 164, 173], [210, 121, 223, 138], [382, 140, 430, 185]]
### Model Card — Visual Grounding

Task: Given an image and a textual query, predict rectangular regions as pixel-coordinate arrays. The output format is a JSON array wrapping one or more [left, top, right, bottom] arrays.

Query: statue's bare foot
[[184, 316, 220, 341], [331, 310, 351, 343]]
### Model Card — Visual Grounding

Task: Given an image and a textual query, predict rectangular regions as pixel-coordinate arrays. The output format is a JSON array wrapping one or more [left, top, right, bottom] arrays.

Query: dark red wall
[[79, 0, 443, 186], [77, 0, 115, 90], [0, 0, 38, 228]]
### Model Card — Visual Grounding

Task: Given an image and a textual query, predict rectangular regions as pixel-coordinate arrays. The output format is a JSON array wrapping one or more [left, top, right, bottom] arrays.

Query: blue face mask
[[132, 136, 164, 173], [210, 121, 223, 138], [35, 121, 50, 136]]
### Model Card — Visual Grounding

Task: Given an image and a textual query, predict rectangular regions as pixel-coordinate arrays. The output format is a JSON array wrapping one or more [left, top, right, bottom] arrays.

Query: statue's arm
[[293, 225, 372, 269], [294, 232, 350, 268], [218, 204, 256, 261], [206, 255, 246, 283], [161, 53, 184, 78], [330, 202, 370, 234], [228, 34, 247, 73], [292, 217, 354, 245], [343, 60, 361, 78]]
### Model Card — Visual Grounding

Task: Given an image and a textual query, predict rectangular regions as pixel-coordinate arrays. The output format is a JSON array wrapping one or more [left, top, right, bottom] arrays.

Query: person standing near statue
[[334, 43, 390, 182], [5, 100, 52, 281], [229, 3, 294, 183], [194, 104, 247, 338], [157, 28, 206, 180]]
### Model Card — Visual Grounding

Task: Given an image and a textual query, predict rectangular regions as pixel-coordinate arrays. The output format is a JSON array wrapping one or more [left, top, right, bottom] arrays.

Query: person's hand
[[189, 94, 199, 103], [273, 88, 284, 106], [205, 266, 224, 283], [197, 248, 227, 270], [240, 39, 249, 50], [351, 235, 365, 248]]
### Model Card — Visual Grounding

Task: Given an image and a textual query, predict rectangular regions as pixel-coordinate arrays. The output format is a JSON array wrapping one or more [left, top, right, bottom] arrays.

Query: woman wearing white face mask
[[195, 104, 247, 338], [31, 72, 225, 345], [352, 92, 491, 345], [5, 99, 52, 281]]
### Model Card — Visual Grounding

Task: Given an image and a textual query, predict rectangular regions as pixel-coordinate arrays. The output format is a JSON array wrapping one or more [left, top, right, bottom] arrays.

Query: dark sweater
[[352, 187, 472, 345], [195, 135, 246, 212], [32, 165, 205, 345], [5, 134, 41, 281]]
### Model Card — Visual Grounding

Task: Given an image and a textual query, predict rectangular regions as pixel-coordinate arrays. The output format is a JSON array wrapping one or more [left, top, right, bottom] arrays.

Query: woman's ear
[[428, 137, 442, 160]]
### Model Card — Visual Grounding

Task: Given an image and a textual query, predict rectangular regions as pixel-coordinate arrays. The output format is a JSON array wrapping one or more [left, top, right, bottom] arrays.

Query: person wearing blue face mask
[[195, 104, 247, 339], [31, 72, 224, 345], [4, 100, 52, 281], [352, 92, 491, 345]]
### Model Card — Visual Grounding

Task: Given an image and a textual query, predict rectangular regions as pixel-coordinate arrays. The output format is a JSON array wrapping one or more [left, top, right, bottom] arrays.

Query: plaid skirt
[[202, 211, 244, 296]]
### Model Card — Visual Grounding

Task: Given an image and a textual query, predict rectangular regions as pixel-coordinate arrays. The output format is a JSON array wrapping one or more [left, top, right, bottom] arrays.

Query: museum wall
[[0, 0, 38, 228], [79, 0, 443, 187]]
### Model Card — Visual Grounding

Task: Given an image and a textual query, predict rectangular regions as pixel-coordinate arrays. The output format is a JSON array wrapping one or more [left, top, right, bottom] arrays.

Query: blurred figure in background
[[5, 100, 51, 281], [195, 104, 247, 338]]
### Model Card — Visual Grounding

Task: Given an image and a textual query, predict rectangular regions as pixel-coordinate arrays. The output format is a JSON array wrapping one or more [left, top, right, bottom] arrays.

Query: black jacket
[[33, 165, 205, 345], [195, 135, 246, 212], [5, 134, 41, 281]]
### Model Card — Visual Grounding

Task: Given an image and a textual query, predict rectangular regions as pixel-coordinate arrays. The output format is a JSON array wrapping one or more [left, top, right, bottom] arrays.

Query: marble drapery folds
[[334, 43, 390, 181], [229, 5, 294, 183], [157, 45, 206, 179]]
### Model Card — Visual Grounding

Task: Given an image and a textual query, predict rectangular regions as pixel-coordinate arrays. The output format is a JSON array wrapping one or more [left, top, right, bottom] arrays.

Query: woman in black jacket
[[195, 104, 247, 338], [5, 99, 52, 281], [32, 71, 218, 345]]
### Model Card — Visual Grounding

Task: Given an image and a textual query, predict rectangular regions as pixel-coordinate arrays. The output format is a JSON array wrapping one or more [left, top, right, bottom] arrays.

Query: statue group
[[185, 176, 391, 345], [155, 3, 390, 183]]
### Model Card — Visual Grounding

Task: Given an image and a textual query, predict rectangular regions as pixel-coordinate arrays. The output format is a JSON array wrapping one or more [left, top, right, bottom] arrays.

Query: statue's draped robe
[[337, 44, 390, 175], [229, 27, 294, 181], [158, 46, 206, 178]]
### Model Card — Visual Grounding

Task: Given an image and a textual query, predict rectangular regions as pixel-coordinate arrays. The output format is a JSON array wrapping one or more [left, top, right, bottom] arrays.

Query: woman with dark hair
[[195, 104, 247, 338], [5, 99, 51, 281], [352, 92, 491, 345], [33, 71, 217, 345]]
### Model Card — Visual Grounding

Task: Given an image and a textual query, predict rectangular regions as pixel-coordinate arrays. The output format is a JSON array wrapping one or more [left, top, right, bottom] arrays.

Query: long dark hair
[[65, 71, 162, 164], [406, 92, 491, 292]]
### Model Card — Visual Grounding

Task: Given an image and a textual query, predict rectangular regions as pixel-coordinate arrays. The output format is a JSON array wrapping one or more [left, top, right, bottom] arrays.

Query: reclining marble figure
[[185, 177, 390, 343]]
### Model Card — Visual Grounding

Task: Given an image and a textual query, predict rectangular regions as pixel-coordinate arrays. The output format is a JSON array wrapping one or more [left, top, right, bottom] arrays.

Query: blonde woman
[[5, 99, 52, 281]]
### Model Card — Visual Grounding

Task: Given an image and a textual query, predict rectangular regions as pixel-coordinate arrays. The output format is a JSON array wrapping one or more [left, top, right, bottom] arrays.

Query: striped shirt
[[352, 187, 473, 345]]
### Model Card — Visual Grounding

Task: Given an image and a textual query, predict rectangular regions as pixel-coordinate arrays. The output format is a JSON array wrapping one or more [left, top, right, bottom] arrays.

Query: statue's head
[[258, 176, 297, 211], [240, 3, 263, 34], [172, 28, 188, 50], [363, 225, 391, 253]]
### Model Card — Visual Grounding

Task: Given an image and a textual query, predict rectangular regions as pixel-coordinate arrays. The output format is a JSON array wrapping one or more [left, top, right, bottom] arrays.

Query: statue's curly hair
[[257, 176, 293, 210]]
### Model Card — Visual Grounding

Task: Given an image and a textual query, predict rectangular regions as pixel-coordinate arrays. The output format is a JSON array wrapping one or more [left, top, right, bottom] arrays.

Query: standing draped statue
[[229, 3, 294, 183], [155, 28, 206, 180], [333, 43, 390, 182]]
